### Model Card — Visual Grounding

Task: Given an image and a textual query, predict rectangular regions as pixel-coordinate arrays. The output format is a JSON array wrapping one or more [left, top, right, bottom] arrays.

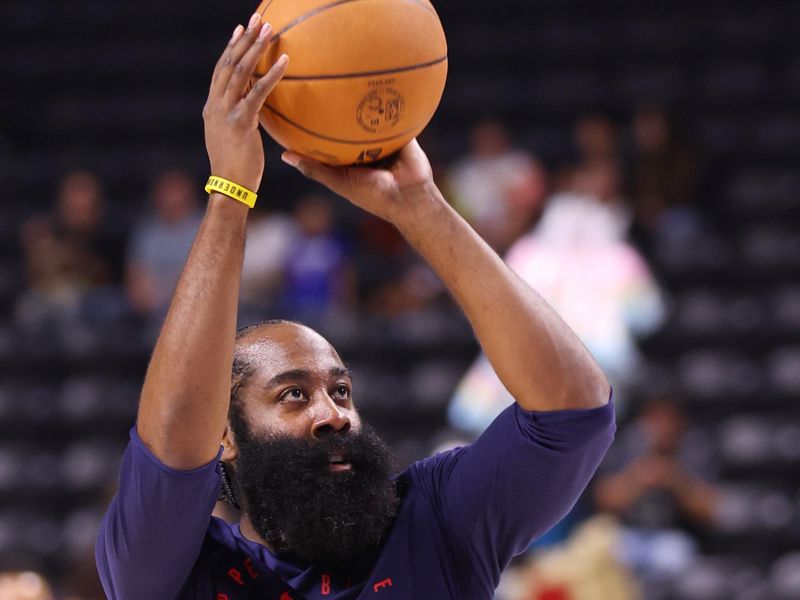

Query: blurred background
[[1, 0, 799, 599]]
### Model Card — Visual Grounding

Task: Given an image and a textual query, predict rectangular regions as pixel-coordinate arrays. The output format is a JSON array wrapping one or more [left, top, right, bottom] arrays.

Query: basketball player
[[96, 13, 614, 599]]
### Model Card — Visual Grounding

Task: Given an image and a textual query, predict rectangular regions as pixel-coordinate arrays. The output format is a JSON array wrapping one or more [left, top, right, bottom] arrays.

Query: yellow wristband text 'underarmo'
[[205, 176, 257, 208]]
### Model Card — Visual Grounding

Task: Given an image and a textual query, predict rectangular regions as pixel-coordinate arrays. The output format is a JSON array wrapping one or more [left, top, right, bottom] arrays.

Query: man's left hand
[[281, 139, 434, 224]]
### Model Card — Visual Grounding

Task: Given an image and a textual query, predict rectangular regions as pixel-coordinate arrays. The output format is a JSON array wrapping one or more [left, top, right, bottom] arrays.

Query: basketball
[[252, 0, 448, 165]]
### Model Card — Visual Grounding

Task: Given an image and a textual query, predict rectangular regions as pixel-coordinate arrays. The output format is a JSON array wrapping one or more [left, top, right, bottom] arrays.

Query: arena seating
[[0, 1, 798, 597]]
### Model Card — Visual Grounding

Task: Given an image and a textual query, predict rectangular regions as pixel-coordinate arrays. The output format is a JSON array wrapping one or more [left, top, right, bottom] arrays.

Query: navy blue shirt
[[96, 399, 614, 599]]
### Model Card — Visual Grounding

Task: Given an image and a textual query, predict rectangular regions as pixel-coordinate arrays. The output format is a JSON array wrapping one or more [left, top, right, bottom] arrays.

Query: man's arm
[[411, 401, 614, 595], [136, 14, 287, 470], [282, 141, 609, 412], [97, 15, 288, 600]]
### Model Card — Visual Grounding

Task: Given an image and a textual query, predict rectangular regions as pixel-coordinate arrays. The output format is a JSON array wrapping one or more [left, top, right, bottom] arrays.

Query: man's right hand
[[203, 12, 288, 192]]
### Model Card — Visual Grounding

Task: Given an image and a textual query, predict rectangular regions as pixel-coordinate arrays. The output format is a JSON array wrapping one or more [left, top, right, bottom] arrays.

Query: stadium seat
[[768, 287, 800, 332], [765, 346, 800, 395], [718, 416, 772, 466], [769, 552, 800, 600], [677, 351, 762, 400], [61, 441, 124, 492]]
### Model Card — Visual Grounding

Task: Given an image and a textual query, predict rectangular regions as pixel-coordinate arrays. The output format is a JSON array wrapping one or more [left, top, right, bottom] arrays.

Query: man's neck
[[239, 513, 277, 552]]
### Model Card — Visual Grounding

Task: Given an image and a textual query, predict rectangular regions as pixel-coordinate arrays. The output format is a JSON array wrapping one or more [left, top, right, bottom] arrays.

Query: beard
[[230, 422, 400, 570]]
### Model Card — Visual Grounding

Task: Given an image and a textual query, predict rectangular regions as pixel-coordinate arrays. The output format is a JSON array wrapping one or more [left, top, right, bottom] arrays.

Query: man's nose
[[310, 392, 351, 438]]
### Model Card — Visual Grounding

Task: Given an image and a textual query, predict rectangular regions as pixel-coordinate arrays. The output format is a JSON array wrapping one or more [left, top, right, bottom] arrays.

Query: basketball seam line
[[275, 0, 372, 38], [403, 0, 437, 16], [273, 0, 439, 40], [277, 55, 447, 81], [258, 0, 277, 18], [263, 103, 424, 145]]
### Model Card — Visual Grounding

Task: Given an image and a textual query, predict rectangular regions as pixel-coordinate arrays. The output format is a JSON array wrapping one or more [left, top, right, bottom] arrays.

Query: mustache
[[244, 430, 358, 461], [231, 427, 392, 481]]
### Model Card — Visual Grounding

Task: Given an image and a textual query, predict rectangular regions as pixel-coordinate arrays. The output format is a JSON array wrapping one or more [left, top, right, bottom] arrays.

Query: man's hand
[[204, 12, 288, 192], [137, 13, 288, 470], [281, 140, 433, 223]]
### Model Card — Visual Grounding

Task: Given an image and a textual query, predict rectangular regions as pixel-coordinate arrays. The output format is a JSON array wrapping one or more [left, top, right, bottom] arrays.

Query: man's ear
[[221, 425, 238, 462]]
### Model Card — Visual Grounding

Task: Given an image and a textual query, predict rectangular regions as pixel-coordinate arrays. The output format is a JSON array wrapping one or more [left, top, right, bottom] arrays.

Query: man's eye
[[335, 385, 351, 398], [282, 388, 306, 402]]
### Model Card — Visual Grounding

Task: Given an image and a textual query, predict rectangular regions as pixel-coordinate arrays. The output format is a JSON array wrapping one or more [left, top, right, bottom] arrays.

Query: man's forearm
[[137, 196, 248, 469], [279, 139, 608, 410], [132, 13, 288, 468], [393, 183, 609, 412]]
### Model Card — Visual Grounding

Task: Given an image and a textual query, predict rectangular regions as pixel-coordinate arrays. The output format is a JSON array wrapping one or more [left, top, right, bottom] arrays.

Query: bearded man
[[96, 12, 614, 600]]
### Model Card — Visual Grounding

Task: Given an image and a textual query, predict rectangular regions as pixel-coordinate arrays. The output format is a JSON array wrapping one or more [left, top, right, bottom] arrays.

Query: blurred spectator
[[240, 207, 298, 311], [553, 114, 621, 192], [354, 213, 446, 320], [354, 210, 420, 318], [446, 118, 548, 252], [126, 169, 202, 318], [571, 158, 626, 208], [16, 170, 121, 329], [280, 194, 355, 320], [574, 113, 620, 164], [0, 571, 54, 600], [593, 396, 722, 585], [362, 258, 444, 318], [628, 105, 700, 245], [60, 481, 117, 600], [60, 557, 105, 600], [449, 162, 665, 435], [497, 517, 642, 600]]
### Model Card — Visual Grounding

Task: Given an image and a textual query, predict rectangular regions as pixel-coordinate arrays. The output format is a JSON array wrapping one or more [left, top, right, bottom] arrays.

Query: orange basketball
[[252, 0, 447, 166]]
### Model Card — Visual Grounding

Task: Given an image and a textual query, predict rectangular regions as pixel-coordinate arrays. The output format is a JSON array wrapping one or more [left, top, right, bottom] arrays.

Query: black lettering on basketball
[[308, 148, 340, 163], [355, 147, 384, 164], [368, 78, 397, 87]]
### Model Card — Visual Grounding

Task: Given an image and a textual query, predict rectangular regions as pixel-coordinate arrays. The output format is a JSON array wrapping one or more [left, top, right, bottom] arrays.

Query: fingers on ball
[[246, 54, 289, 109], [224, 15, 264, 71], [228, 23, 274, 90]]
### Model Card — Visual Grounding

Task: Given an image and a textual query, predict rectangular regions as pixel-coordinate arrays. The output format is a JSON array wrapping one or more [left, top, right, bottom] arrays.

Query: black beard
[[230, 423, 400, 570]]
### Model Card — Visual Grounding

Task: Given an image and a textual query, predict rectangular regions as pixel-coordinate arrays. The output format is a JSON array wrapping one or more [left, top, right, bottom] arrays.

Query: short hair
[[228, 319, 296, 434]]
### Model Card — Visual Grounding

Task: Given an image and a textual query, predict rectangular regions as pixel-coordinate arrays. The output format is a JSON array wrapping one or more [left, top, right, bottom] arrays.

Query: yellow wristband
[[205, 176, 257, 208]]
